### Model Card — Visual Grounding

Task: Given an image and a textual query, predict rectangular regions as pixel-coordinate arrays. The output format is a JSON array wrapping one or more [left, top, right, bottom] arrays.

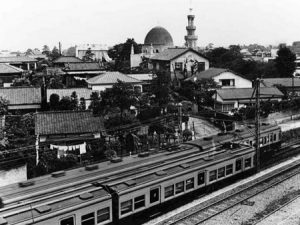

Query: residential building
[[75, 44, 111, 62], [261, 77, 300, 97], [87, 71, 143, 92], [35, 111, 106, 148], [213, 87, 284, 113], [0, 56, 37, 71], [0, 64, 23, 87], [127, 73, 153, 92], [0, 87, 42, 111], [186, 68, 252, 89], [52, 56, 82, 68], [150, 47, 209, 80], [47, 88, 94, 109], [25, 49, 47, 61]]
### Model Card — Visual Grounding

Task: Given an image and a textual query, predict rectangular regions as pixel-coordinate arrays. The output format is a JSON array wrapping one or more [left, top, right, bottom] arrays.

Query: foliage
[[89, 92, 102, 115], [59, 96, 75, 110], [151, 71, 172, 107], [70, 91, 79, 110], [0, 97, 9, 115], [49, 93, 60, 110], [51, 46, 60, 60], [65, 46, 76, 56], [42, 45, 51, 57], [275, 46, 296, 77], [82, 48, 95, 62], [11, 77, 31, 87], [79, 97, 86, 110], [49, 75, 64, 88]]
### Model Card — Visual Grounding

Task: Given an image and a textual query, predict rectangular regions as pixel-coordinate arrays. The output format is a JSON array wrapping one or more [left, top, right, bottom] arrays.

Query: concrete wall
[[0, 164, 27, 187], [214, 72, 252, 88]]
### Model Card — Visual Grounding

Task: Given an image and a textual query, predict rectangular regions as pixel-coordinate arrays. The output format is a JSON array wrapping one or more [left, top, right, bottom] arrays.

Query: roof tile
[[87, 72, 142, 85], [0, 87, 41, 105]]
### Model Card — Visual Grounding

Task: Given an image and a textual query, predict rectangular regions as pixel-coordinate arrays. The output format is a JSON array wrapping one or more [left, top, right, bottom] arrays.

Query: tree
[[42, 45, 51, 57], [65, 46, 76, 56], [151, 71, 172, 107], [59, 96, 74, 110], [11, 77, 31, 87], [49, 94, 60, 110], [82, 48, 94, 62], [0, 97, 8, 116], [70, 91, 79, 110], [89, 92, 102, 115], [79, 97, 86, 110], [275, 46, 296, 77], [51, 46, 60, 60], [25, 48, 33, 55]]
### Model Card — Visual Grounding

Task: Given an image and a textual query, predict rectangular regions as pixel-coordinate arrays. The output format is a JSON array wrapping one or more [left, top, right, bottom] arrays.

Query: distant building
[[0, 64, 23, 87], [186, 68, 252, 89], [0, 56, 37, 71], [262, 78, 300, 97], [52, 56, 82, 68], [87, 71, 143, 92], [213, 87, 283, 113], [75, 44, 111, 62], [185, 8, 198, 49], [25, 49, 47, 61]]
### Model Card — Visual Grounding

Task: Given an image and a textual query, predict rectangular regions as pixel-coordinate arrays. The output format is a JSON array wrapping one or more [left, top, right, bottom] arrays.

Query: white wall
[[214, 72, 252, 88], [0, 164, 27, 187]]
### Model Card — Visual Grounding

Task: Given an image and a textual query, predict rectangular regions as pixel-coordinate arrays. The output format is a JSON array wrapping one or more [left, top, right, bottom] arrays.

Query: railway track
[[164, 155, 300, 225]]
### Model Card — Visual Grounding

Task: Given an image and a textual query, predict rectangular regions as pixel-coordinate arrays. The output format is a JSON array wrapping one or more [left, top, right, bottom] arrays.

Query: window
[[273, 134, 277, 141], [198, 62, 205, 72], [222, 104, 234, 112], [175, 181, 184, 194], [209, 170, 217, 182], [60, 216, 75, 225], [121, 200, 132, 215], [245, 157, 252, 168], [97, 207, 110, 223], [220, 79, 234, 87], [236, 159, 242, 172], [81, 212, 95, 225], [218, 167, 225, 179], [198, 172, 205, 185], [186, 178, 194, 190], [150, 188, 159, 203], [164, 185, 174, 198], [226, 164, 233, 176], [134, 195, 145, 210], [175, 62, 183, 71], [270, 134, 273, 142]]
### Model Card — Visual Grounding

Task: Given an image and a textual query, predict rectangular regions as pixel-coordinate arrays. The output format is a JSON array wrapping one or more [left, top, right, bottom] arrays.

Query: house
[[63, 62, 104, 87], [75, 44, 111, 62], [261, 78, 300, 97], [0, 56, 37, 71], [213, 87, 284, 113], [25, 49, 47, 61], [0, 64, 23, 87], [87, 71, 143, 92], [127, 73, 153, 92], [150, 48, 209, 80], [47, 88, 94, 109], [185, 68, 252, 89], [52, 56, 82, 68], [35, 111, 106, 152], [0, 87, 42, 111]]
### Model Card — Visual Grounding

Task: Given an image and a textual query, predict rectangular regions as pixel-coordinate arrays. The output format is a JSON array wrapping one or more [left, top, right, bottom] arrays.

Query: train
[[0, 123, 281, 225]]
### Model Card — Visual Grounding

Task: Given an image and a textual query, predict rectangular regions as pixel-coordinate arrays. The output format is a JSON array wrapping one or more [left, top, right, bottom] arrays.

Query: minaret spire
[[185, 5, 198, 49]]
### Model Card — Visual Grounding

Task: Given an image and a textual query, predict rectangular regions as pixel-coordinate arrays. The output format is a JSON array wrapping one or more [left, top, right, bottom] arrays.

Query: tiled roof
[[35, 111, 105, 135], [47, 88, 94, 102], [0, 87, 41, 105], [87, 72, 142, 85], [0, 64, 23, 74], [127, 74, 154, 81], [0, 56, 37, 63], [53, 56, 82, 63], [64, 62, 103, 71], [185, 68, 231, 81], [150, 48, 208, 61], [217, 87, 284, 100], [261, 78, 300, 87]]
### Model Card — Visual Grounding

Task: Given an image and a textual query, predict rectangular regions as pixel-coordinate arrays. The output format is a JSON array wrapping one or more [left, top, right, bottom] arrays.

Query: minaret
[[185, 8, 198, 49]]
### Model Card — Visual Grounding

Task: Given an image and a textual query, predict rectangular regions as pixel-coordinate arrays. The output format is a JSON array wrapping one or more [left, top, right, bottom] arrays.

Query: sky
[[1, 0, 300, 51]]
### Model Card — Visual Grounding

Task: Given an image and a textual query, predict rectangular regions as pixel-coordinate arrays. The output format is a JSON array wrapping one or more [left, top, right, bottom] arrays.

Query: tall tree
[[51, 46, 60, 60], [82, 48, 95, 62], [70, 91, 79, 110], [42, 45, 51, 57], [49, 94, 60, 110], [65, 46, 76, 56], [275, 46, 296, 77]]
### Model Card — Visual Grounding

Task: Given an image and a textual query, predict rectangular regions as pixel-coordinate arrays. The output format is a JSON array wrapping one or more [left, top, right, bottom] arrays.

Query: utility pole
[[177, 103, 183, 143], [255, 78, 261, 172]]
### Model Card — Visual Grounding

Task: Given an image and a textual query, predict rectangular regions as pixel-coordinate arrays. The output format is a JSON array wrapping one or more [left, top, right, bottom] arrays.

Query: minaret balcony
[[186, 26, 196, 30], [185, 35, 198, 40]]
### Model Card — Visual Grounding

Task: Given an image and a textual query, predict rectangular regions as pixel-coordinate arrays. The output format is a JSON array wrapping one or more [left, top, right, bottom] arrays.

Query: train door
[[149, 187, 160, 205]]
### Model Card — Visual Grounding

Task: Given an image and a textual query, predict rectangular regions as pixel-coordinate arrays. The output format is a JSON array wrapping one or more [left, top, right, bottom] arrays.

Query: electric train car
[[0, 124, 282, 225]]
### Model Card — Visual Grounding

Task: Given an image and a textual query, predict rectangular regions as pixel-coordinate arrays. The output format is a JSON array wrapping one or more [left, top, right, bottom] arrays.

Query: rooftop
[[0, 64, 23, 74], [144, 26, 174, 46], [150, 47, 207, 61], [262, 78, 300, 87], [35, 111, 105, 135], [0, 56, 37, 63], [53, 56, 82, 64], [64, 62, 103, 71], [87, 71, 142, 85], [216, 87, 284, 100], [0, 87, 41, 106], [185, 68, 240, 81]]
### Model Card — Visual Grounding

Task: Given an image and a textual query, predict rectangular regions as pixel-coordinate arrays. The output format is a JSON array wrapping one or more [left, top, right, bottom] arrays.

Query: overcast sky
[[1, 0, 300, 51]]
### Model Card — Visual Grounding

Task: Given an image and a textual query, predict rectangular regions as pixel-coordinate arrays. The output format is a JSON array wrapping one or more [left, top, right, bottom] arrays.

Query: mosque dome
[[144, 26, 174, 46]]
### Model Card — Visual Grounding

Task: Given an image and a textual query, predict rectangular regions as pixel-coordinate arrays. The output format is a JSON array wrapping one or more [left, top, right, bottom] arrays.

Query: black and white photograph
[[1, 0, 300, 224]]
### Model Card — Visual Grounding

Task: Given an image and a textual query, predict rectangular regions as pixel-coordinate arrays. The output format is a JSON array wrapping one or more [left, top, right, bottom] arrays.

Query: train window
[[175, 181, 184, 194], [164, 185, 174, 198], [81, 212, 95, 225], [186, 178, 194, 190], [217, 167, 225, 179], [226, 164, 233, 176], [150, 188, 159, 203], [245, 157, 252, 168], [134, 195, 145, 209], [198, 172, 205, 185], [121, 200, 133, 215], [270, 134, 273, 142], [209, 170, 217, 182], [97, 207, 110, 223], [236, 159, 242, 172], [60, 216, 75, 225], [273, 134, 276, 141]]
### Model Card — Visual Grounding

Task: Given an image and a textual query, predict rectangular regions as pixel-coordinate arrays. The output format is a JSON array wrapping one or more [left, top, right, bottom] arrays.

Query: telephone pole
[[255, 78, 261, 172]]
